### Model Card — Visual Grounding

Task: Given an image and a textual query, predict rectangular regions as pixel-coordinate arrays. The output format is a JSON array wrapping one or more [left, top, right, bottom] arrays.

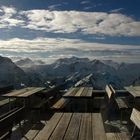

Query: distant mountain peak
[[15, 58, 35, 67], [55, 56, 90, 65]]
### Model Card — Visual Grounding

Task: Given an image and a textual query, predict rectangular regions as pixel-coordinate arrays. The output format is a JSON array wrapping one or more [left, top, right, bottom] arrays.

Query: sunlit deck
[[0, 85, 140, 140]]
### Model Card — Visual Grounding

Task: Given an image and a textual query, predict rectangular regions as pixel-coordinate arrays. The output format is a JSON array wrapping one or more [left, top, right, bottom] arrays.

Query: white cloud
[[0, 37, 139, 52], [48, 4, 62, 10], [1, 6, 17, 16], [0, 6, 140, 36], [0, 6, 24, 28], [81, 1, 90, 4], [0, 37, 139, 63], [110, 8, 124, 13], [20, 10, 140, 36]]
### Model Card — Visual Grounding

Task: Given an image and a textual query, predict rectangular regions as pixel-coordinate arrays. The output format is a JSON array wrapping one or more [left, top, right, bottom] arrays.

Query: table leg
[[9, 98, 11, 110]]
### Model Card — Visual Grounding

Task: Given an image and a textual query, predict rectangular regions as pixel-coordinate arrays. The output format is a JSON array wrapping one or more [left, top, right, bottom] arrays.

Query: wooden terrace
[[0, 85, 140, 140]]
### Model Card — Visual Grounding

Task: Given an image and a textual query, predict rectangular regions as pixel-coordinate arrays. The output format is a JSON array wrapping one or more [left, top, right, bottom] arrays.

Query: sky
[[0, 0, 140, 63]]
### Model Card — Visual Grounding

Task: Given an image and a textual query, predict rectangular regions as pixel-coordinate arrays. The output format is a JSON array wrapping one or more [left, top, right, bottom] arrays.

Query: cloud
[[110, 8, 124, 13], [20, 9, 140, 36], [0, 37, 139, 51], [0, 6, 140, 37], [48, 4, 62, 10], [0, 37, 140, 63], [0, 6, 24, 28], [83, 6, 92, 10], [81, 1, 90, 4]]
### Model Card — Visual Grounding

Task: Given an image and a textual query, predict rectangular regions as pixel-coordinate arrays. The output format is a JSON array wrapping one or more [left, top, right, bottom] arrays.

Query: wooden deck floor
[[9, 98, 132, 140]]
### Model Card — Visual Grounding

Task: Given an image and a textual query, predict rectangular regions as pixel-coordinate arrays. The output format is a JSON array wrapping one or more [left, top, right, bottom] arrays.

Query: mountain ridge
[[0, 56, 140, 89]]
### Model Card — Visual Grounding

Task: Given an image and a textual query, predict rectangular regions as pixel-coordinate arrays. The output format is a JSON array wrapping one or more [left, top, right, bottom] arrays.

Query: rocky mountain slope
[[0, 56, 140, 89]]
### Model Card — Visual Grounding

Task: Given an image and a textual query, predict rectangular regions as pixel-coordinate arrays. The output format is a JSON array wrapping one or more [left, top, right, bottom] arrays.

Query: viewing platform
[[0, 85, 140, 140]]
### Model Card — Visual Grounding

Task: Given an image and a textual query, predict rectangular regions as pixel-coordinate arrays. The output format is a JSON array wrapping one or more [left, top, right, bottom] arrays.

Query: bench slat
[[0, 98, 15, 107], [115, 98, 129, 109], [0, 106, 25, 138], [105, 85, 113, 99]]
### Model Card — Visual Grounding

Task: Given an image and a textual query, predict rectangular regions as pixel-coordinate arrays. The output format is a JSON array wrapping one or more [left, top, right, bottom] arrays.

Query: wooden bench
[[130, 108, 140, 138], [34, 112, 106, 140], [106, 85, 130, 109], [106, 132, 130, 140], [105, 85, 114, 104], [51, 98, 70, 110], [105, 85, 130, 123], [0, 107, 18, 120], [0, 85, 15, 108], [0, 98, 16, 108], [0, 106, 25, 140]]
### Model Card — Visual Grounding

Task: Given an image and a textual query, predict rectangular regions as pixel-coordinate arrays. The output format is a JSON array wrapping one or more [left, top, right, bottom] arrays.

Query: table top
[[35, 112, 106, 140], [125, 86, 140, 98], [1, 87, 45, 98], [63, 87, 93, 98]]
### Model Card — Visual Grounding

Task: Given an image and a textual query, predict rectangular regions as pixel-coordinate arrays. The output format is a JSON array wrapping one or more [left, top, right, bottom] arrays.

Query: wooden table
[[125, 86, 140, 98], [63, 87, 93, 111], [35, 112, 106, 140], [63, 87, 93, 98], [1, 87, 45, 98], [125, 86, 140, 108], [1, 87, 45, 109]]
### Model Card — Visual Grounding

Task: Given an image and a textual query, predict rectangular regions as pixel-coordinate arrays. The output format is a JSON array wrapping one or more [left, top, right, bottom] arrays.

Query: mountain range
[[0, 56, 140, 89]]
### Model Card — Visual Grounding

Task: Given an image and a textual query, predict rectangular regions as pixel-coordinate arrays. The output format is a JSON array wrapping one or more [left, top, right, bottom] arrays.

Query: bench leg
[[120, 110, 123, 124], [131, 125, 136, 138]]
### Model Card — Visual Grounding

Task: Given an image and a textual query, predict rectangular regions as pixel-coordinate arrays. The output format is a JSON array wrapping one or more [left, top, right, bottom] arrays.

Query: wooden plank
[[109, 85, 115, 94], [125, 86, 140, 98], [63, 88, 76, 97], [78, 113, 92, 140], [2, 87, 33, 97], [106, 132, 129, 140], [130, 108, 140, 129], [22, 124, 40, 140], [80, 87, 89, 97], [49, 113, 72, 140], [115, 98, 128, 109], [0, 107, 18, 120], [92, 113, 107, 140], [105, 85, 113, 99], [63, 88, 80, 97], [86, 87, 93, 97], [64, 113, 82, 140], [0, 98, 15, 107], [75, 87, 85, 97], [0, 106, 25, 135], [18, 87, 45, 97], [52, 98, 70, 109], [34, 113, 63, 140], [0, 131, 10, 140], [69, 88, 80, 97], [93, 90, 105, 93]]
